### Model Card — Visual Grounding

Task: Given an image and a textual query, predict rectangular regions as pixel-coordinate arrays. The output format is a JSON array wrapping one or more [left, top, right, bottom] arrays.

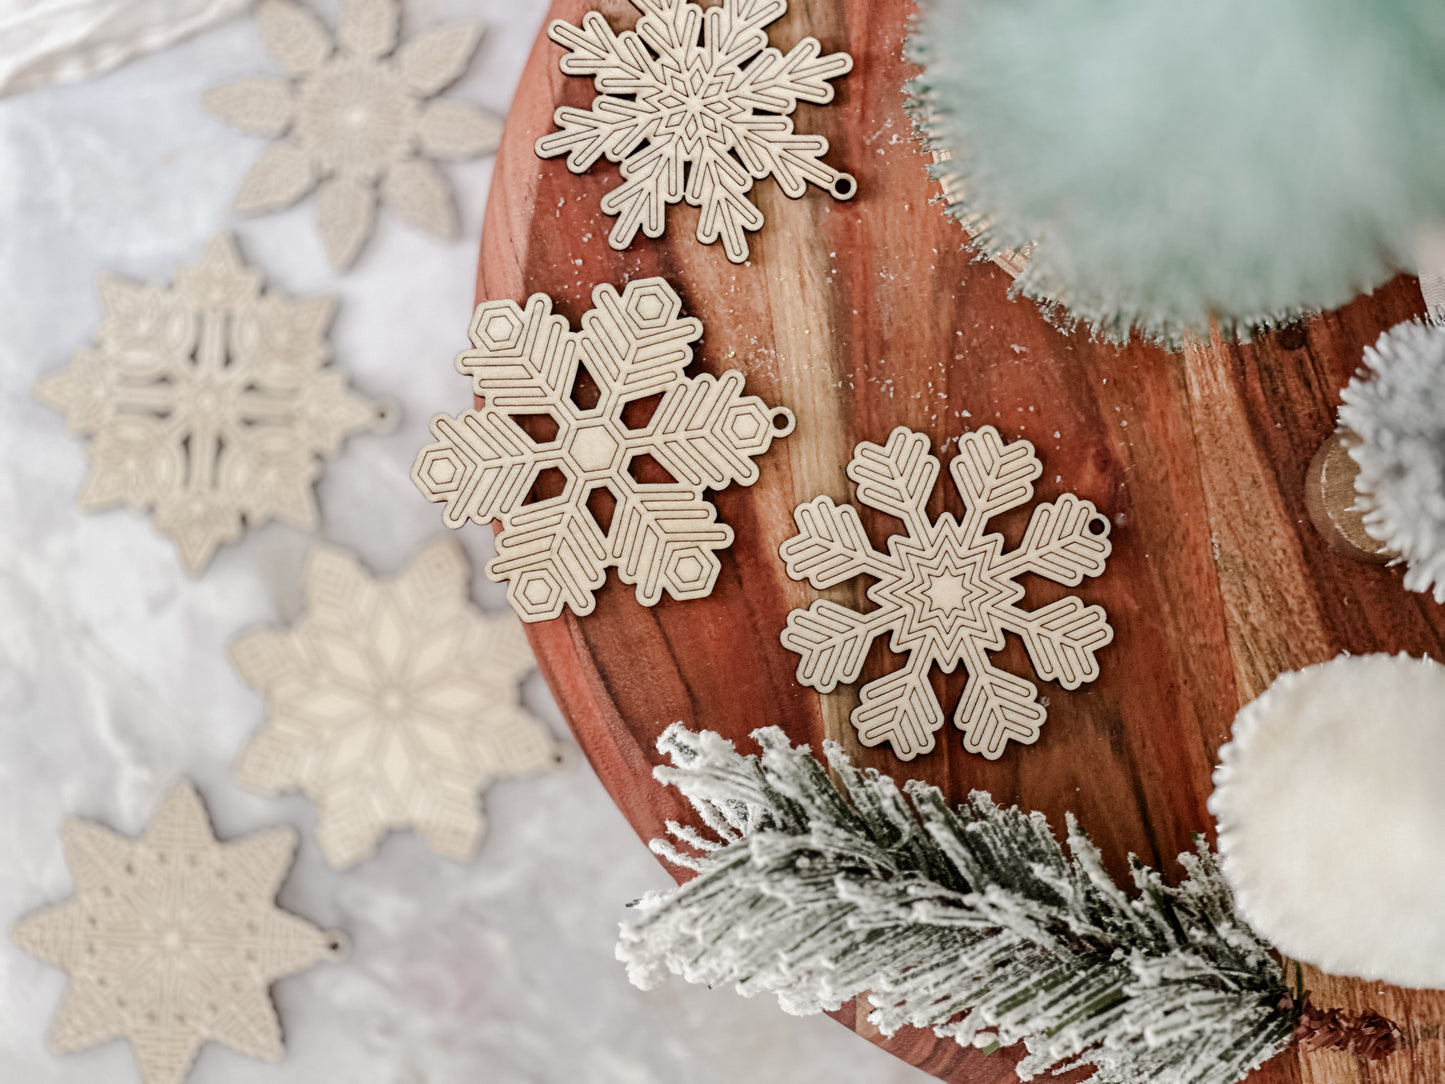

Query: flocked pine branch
[[618, 725, 1295, 1084], [1339, 320, 1445, 604]]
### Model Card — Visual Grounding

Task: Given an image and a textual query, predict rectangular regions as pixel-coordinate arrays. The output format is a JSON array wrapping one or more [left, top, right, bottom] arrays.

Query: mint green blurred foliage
[[909, 0, 1445, 347]]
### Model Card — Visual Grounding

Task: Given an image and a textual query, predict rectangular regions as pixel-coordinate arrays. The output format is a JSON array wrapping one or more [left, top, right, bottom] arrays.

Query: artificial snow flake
[[232, 539, 562, 869], [536, 0, 856, 264], [11, 783, 344, 1084], [34, 234, 386, 574], [205, 0, 502, 269], [411, 278, 795, 622], [780, 426, 1113, 761]]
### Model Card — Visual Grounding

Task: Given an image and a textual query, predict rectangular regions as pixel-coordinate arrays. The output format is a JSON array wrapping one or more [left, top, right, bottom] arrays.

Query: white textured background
[[0, 2, 934, 1081]]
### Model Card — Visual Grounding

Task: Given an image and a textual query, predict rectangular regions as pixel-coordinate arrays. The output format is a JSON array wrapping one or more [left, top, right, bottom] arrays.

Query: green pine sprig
[[618, 725, 1294, 1084]]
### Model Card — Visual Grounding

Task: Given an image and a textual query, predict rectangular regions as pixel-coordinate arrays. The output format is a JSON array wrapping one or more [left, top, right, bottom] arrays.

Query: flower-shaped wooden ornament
[[780, 426, 1113, 761], [537, 0, 855, 263], [232, 539, 563, 869], [34, 234, 388, 574], [205, 0, 502, 269], [11, 783, 345, 1084]]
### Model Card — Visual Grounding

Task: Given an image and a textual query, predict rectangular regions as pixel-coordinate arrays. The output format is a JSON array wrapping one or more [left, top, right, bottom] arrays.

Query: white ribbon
[[0, 0, 249, 97]]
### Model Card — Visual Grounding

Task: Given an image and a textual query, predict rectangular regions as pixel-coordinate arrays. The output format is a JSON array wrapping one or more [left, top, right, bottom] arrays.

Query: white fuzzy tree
[[1339, 320, 1445, 603], [619, 726, 1302, 1084]]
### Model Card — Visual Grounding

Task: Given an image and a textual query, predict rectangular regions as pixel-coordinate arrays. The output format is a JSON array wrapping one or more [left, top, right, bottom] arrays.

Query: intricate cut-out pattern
[[204, 0, 501, 269], [412, 278, 795, 621], [11, 783, 343, 1084], [34, 235, 384, 574], [232, 539, 561, 869], [780, 426, 1113, 761], [536, 0, 855, 263]]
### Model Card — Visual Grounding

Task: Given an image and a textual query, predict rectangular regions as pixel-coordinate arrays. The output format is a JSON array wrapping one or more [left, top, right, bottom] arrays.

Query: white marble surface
[[0, 4, 936, 1082]]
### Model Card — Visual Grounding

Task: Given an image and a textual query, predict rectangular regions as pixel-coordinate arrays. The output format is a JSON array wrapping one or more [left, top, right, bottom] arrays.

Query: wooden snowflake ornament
[[33, 235, 387, 574], [232, 539, 562, 869], [11, 783, 344, 1084], [412, 278, 795, 621], [204, 0, 502, 270], [780, 426, 1113, 761], [536, 0, 856, 263]]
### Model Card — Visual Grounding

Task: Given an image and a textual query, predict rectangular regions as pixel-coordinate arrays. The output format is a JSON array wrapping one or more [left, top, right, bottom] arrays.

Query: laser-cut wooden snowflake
[[33, 235, 385, 574], [10, 783, 344, 1084], [412, 278, 795, 622], [204, 0, 502, 270], [536, 0, 855, 263], [780, 426, 1114, 762], [232, 539, 562, 869]]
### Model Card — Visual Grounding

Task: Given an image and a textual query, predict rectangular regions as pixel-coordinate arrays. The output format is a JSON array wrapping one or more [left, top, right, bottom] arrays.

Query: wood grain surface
[[472, 1, 1445, 1079]]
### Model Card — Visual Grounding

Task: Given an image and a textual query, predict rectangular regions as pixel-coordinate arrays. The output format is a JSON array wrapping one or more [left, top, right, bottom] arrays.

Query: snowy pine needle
[[1340, 321, 1445, 603], [619, 726, 1292, 1084]]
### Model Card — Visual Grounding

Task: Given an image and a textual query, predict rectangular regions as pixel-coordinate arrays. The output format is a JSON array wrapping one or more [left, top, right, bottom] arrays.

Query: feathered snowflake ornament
[[1338, 320, 1445, 603], [780, 426, 1112, 761], [537, 0, 855, 263], [909, 0, 1445, 346], [205, 0, 501, 269]]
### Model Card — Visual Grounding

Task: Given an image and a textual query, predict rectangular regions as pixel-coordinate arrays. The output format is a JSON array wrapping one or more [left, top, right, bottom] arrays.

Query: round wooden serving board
[[473, 1, 1445, 1080]]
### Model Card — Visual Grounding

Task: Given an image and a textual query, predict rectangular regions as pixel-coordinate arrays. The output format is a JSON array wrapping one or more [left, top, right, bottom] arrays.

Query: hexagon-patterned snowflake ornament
[[33, 234, 387, 574], [232, 539, 563, 869], [780, 426, 1114, 761], [537, 0, 855, 263], [412, 278, 795, 621], [11, 782, 345, 1084], [204, 0, 502, 270]]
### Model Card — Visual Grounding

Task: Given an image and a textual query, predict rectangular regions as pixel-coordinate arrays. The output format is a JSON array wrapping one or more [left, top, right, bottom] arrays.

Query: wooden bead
[[1304, 430, 1393, 563]]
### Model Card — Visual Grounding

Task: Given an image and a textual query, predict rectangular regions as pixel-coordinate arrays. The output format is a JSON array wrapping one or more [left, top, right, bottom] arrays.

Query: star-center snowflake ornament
[[412, 278, 795, 621], [204, 0, 503, 269], [11, 783, 345, 1084], [537, 0, 855, 263], [33, 234, 388, 574], [232, 539, 563, 869], [780, 426, 1114, 761]]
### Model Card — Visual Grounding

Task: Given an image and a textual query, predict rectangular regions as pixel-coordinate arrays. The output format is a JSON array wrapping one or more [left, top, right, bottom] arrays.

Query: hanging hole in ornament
[[771, 408, 796, 436], [324, 930, 351, 960], [585, 484, 618, 532], [1088, 517, 1108, 536], [551, 743, 579, 770], [523, 467, 567, 505], [831, 174, 857, 201], [372, 397, 402, 436], [569, 363, 602, 412], [628, 453, 678, 486]]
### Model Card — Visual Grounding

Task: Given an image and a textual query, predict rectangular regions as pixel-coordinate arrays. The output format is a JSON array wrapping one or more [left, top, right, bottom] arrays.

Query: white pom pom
[[1210, 654, 1445, 988], [1339, 320, 1445, 603]]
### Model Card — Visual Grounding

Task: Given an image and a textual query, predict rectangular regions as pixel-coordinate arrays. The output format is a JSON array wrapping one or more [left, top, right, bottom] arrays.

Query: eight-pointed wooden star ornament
[[231, 538, 564, 870], [10, 783, 345, 1084]]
